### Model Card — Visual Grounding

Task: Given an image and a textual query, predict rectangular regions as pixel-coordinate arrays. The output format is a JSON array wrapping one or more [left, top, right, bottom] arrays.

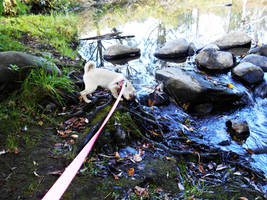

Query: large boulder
[[156, 67, 245, 112], [232, 62, 264, 84], [0, 51, 61, 90], [195, 48, 234, 71], [104, 45, 140, 60], [214, 31, 252, 50], [154, 38, 195, 59], [248, 44, 267, 57], [241, 54, 267, 72]]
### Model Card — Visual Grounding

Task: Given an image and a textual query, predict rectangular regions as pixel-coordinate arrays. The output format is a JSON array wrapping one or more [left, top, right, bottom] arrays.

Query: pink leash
[[42, 81, 126, 200]]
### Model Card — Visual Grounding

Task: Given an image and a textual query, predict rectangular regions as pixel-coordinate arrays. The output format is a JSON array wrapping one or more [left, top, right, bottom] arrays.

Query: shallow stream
[[78, 0, 267, 189]]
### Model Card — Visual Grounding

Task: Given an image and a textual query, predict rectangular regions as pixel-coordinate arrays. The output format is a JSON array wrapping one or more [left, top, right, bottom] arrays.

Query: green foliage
[[21, 66, 74, 107], [0, 13, 78, 57], [0, 0, 3, 16]]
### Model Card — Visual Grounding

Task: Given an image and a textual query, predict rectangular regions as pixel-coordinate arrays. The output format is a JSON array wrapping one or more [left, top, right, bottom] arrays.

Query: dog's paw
[[84, 99, 91, 103]]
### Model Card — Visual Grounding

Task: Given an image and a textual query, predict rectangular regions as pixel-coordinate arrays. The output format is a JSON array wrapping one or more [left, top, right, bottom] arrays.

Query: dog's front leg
[[80, 90, 92, 103], [110, 86, 123, 101]]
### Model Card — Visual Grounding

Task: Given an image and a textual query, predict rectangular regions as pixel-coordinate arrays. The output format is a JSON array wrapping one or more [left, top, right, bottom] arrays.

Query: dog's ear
[[84, 61, 96, 72]]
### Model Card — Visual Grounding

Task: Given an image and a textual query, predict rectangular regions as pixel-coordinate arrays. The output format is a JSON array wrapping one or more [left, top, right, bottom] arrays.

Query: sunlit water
[[78, 0, 267, 185]]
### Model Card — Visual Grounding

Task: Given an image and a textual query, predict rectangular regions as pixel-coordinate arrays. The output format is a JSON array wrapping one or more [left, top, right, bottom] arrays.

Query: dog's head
[[123, 80, 137, 101]]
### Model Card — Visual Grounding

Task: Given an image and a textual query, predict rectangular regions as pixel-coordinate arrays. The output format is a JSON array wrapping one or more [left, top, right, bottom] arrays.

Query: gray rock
[[154, 38, 194, 59], [241, 54, 267, 72], [195, 48, 234, 70], [0, 51, 61, 90], [254, 82, 267, 98], [248, 44, 267, 57], [104, 45, 140, 60], [214, 31, 251, 50], [156, 67, 245, 110], [226, 120, 250, 143], [232, 62, 264, 84]]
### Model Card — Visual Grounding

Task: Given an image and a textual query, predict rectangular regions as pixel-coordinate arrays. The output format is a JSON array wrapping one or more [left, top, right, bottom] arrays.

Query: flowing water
[[78, 0, 267, 186]]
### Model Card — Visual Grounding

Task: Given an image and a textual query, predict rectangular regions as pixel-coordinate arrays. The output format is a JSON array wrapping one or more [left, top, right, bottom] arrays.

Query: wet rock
[[104, 45, 140, 60], [195, 48, 234, 71], [154, 38, 195, 59], [232, 62, 264, 84], [193, 103, 213, 114], [226, 120, 250, 142], [0, 51, 62, 91], [248, 44, 267, 57], [139, 91, 169, 107], [45, 103, 57, 112], [241, 54, 267, 72], [156, 67, 245, 111], [214, 31, 252, 50], [254, 82, 267, 98]]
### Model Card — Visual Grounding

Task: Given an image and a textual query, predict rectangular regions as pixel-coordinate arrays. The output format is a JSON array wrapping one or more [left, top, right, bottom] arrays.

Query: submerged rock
[[254, 82, 267, 98], [0, 51, 62, 91], [154, 38, 195, 59], [248, 44, 267, 57], [104, 45, 140, 60], [241, 54, 267, 72], [156, 67, 245, 111], [195, 48, 234, 71], [214, 31, 252, 50], [232, 62, 264, 84], [226, 120, 250, 143]]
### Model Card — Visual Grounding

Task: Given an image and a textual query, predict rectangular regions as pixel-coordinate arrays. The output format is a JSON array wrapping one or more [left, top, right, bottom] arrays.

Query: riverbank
[[0, 0, 266, 199]]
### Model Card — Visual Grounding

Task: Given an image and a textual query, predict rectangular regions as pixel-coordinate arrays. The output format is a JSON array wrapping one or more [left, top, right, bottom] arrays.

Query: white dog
[[80, 61, 137, 103]]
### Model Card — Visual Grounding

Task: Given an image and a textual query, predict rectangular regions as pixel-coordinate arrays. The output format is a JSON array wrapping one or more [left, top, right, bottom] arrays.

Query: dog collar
[[116, 80, 127, 89]]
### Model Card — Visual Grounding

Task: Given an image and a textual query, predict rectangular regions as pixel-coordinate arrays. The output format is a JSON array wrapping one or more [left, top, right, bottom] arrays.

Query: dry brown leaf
[[114, 152, 120, 159], [154, 187, 163, 192], [134, 186, 148, 197], [246, 149, 254, 155], [198, 165, 206, 174], [13, 147, 19, 154], [112, 173, 119, 180], [69, 139, 75, 144], [238, 197, 248, 200], [127, 168, 135, 176]]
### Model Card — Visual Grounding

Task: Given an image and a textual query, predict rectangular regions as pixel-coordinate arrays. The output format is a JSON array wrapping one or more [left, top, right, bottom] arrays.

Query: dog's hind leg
[[80, 86, 97, 103]]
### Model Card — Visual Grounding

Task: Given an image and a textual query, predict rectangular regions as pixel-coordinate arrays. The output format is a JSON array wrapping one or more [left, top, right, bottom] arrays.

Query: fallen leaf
[[246, 149, 254, 155], [47, 170, 63, 176], [38, 121, 43, 126], [114, 152, 120, 159], [198, 165, 206, 173], [208, 162, 213, 170], [154, 187, 163, 192], [69, 139, 75, 144], [134, 154, 142, 162], [189, 127, 194, 132], [33, 170, 40, 177], [216, 164, 227, 171], [151, 131, 158, 136], [13, 147, 19, 154], [182, 104, 190, 110], [238, 197, 248, 200], [128, 168, 135, 176], [71, 134, 79, 139], [33, 161, 38, 166], [134, 186, 148, 197], [227, 83, 234, 89], [112, 173, 119, 180], [139, 149, 145, 156], [165, 157, 173, 161]]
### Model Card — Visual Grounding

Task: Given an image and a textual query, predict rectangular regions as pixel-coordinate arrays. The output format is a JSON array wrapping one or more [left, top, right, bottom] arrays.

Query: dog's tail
[[84, 61, 96, 73]]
